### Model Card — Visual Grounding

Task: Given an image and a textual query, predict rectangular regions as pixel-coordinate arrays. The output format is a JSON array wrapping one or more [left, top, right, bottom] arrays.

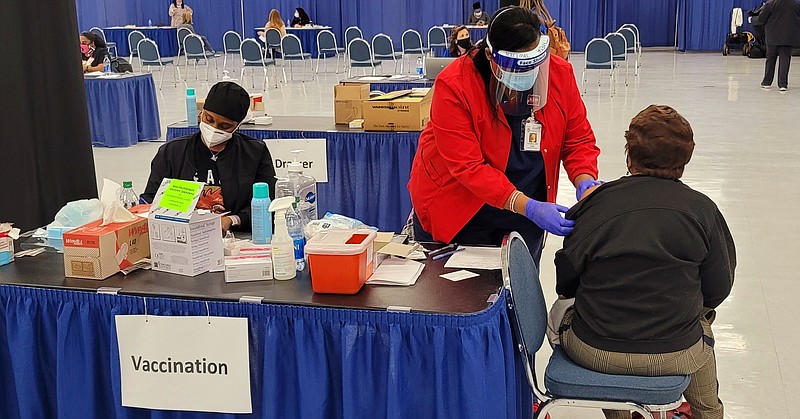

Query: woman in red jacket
[[408, 6, 601, 262]]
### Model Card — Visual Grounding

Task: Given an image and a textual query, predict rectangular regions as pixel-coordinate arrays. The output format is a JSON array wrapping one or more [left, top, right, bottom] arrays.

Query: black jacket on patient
[[555, 175, 736, 354]]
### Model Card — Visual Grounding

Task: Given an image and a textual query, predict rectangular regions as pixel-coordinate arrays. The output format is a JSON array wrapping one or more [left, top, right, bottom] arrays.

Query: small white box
[[224, 254, 273, 282], [148, 179, 224, 277]]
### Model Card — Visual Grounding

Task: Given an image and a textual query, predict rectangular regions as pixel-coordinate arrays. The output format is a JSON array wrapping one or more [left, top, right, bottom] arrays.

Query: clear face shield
[[487, 35, 551, 116]]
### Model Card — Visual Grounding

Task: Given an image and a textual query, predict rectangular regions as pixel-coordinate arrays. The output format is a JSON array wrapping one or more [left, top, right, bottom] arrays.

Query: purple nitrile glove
[[576, 179, 603, 201], [525, 200, 574, 236]]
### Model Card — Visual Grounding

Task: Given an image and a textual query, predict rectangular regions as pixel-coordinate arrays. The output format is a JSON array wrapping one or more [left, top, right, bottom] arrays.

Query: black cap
[[473, 2, 481, 10], [203, 81, 250, 123]]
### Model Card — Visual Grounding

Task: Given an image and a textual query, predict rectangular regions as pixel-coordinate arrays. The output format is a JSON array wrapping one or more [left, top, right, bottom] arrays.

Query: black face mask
[[456, 38, 473, 50]]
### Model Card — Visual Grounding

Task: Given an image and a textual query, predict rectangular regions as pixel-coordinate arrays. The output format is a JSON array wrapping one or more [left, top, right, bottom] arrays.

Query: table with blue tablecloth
[[84, 73, 161, 147], [0, 242, 532, 419], [253, 26, 331, 58], [104, 26, 179, 57], [167, 116, 416, 233]]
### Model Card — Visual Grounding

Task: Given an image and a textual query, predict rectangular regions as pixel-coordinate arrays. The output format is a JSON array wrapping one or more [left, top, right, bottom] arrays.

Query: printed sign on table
[[265, 138, 328, 182], [116, 315, 251, 413]]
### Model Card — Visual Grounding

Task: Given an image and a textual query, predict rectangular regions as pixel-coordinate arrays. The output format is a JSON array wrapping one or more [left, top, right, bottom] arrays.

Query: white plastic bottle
[[286, 199, 306, 271], [285, 150, 318, 221], [251, 183, 272, 245], [103, 55, 112, 74], [268, 196, 297, 280]]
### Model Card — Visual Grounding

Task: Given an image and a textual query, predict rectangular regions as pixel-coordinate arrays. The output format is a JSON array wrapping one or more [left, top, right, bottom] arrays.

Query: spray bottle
[[268, 196, 297, 280]]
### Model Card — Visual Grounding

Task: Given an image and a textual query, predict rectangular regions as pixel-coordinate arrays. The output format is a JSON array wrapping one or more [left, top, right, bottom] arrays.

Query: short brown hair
[[625, 105, 694, 180]]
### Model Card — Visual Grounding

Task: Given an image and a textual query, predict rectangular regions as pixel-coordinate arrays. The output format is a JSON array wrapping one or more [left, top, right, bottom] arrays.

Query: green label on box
[[159, 179, 202, 213]]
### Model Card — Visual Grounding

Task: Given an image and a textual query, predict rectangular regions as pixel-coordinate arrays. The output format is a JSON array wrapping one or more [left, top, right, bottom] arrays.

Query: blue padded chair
[[127, 30, 146, 68], [605, 32, 629, 86], [223, 30, 242, 70], [617, 27, 639, 76], [240, 38, 276, 90], [401, 29, 430, 73], [316, 30, 345, 74], [344, 26, 363, 50], [183, 34, 217, 81], [347, 38, 381, 77], [372, 34, 404, 73], [427, 26, 448, 55], [620, 23, 642, 65], [501, 232, 691, 419], [582, 38, 614, 97], [280, 34, 313, 82], [90, 27, 117, 58], [264, 28, 282, 60], [138, 38, 182, 89], [176, 27, 193, 64]]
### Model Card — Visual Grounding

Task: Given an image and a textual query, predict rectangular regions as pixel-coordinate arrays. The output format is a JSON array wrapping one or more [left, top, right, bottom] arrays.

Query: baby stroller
[[723, 7, 754, 56], [747, 2, 767, 58]]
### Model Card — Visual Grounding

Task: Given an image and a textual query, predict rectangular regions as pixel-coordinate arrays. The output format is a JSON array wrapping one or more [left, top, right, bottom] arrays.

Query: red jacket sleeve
[[429, 77, 516, 208], [560, 62, 601, 183]]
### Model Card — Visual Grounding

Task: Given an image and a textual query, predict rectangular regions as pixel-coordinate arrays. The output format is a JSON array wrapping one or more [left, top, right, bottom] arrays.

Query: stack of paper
[[366, 258, 424, 286], [443, 246, 503, 270]]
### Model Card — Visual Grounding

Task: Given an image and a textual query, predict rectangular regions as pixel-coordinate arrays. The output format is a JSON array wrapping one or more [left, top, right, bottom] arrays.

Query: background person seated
[[291, 7, 311, 27], [447, 25, 473, 57], [258, 9, 287, 40], [468, 2, 490, 25], [80, 32, 109, 73], [142, 82, 276, 234], [554, 105, 736, 419], [179, 12, 216, 53]]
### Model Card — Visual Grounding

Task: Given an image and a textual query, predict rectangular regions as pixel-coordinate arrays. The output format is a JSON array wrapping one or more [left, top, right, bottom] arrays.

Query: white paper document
[[366, 258, 424, 286], [358, 76, 388, 81], [443, 246, 503, 270], [440, 270, 479, 282]]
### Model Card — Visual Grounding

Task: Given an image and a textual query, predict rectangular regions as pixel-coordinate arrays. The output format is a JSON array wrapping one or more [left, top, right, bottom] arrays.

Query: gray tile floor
[[93, 51, 799, 418]]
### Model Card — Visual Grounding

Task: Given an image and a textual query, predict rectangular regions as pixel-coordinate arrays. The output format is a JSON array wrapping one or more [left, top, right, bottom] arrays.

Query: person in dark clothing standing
[[756, 0, 800, 91], [555, 105, 735, 419], [142, 82, 276, 234]]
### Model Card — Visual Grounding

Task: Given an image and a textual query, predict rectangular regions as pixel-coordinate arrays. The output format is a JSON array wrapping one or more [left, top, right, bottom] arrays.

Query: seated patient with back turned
[[142, 81, 276, 234], [555, 105, 736, 419]]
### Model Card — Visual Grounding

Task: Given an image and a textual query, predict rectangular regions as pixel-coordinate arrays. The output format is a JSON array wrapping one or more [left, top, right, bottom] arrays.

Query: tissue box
[[63, 218, 150, 279], [0, 237, 13, 266], [250, 94, 264, 111]]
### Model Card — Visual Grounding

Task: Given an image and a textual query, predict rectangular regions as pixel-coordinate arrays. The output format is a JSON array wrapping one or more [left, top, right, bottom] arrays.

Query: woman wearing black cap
[[142, 81, 277, 233], [468, 2, 490, 25]]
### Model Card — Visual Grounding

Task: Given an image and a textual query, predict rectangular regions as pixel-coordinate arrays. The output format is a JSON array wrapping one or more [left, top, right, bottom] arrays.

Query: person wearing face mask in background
[[448, 25, 473, 57], [291, 7, 311, 28], [142, 82, 276, 234], [408, 6, 601, 263], [468, 2, 491, 26], [80, 32, 109, 73]]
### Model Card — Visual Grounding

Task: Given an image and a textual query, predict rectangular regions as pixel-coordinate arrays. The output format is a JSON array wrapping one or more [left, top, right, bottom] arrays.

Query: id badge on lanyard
[[521, 95, 543, 152]]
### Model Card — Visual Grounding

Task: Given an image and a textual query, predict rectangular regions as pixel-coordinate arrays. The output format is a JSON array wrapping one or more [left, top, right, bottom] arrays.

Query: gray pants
[[560, 308, 723, 419], [762, 45, 793, 88]]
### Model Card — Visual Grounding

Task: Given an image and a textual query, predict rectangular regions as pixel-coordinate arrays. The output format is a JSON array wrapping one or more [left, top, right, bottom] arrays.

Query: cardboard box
[[334, 83, 370, 125], [148, 179, 224, 276], [362, 88, 434, 132], [335, 99, 364, 125], [224, 254, 273, 283], [335, 83, 369, 100], [63, 217, 150, 280], [249, 94, 264, 112]]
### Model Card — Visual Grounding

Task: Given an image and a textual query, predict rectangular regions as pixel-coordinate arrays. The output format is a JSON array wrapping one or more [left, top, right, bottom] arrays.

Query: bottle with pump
[[286, 198, 306, 271], [268, 196, 297, 280], [251, 183, 272, 245], [119, 181, 138, 209], [285, 150, 318, 221], [186, 88, 198, 127]]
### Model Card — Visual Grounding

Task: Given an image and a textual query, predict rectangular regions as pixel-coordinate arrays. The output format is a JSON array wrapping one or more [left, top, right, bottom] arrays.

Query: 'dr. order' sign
[[115, 315, 251, 413], [265, 138, 328, 182]]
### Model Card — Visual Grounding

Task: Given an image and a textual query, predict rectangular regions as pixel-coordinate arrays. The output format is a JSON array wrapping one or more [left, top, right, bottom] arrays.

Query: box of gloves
[[63, 217, 150, 279]]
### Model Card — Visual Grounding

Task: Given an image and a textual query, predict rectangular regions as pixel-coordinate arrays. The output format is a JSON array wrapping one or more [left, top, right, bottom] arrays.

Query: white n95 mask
[[199, 121, 233, 148]]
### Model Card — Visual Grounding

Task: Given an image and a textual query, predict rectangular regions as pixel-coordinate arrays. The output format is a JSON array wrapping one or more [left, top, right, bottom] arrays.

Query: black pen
[[428, 243, 457, 257]]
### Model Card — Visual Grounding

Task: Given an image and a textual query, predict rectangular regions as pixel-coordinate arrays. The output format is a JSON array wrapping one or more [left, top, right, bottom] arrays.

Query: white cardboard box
[[224, 254, 273, 282], [148, 179, 224, 276]]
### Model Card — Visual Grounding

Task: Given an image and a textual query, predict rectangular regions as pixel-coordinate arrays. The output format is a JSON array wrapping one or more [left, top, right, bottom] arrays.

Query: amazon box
[[362, 88, 433, 132], [63, 217, 150, 280]]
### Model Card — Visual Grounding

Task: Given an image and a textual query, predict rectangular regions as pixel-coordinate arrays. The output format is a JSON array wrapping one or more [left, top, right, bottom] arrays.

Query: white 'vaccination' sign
[[115, 315, 251, 414], [265, 138, 328, 182]]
